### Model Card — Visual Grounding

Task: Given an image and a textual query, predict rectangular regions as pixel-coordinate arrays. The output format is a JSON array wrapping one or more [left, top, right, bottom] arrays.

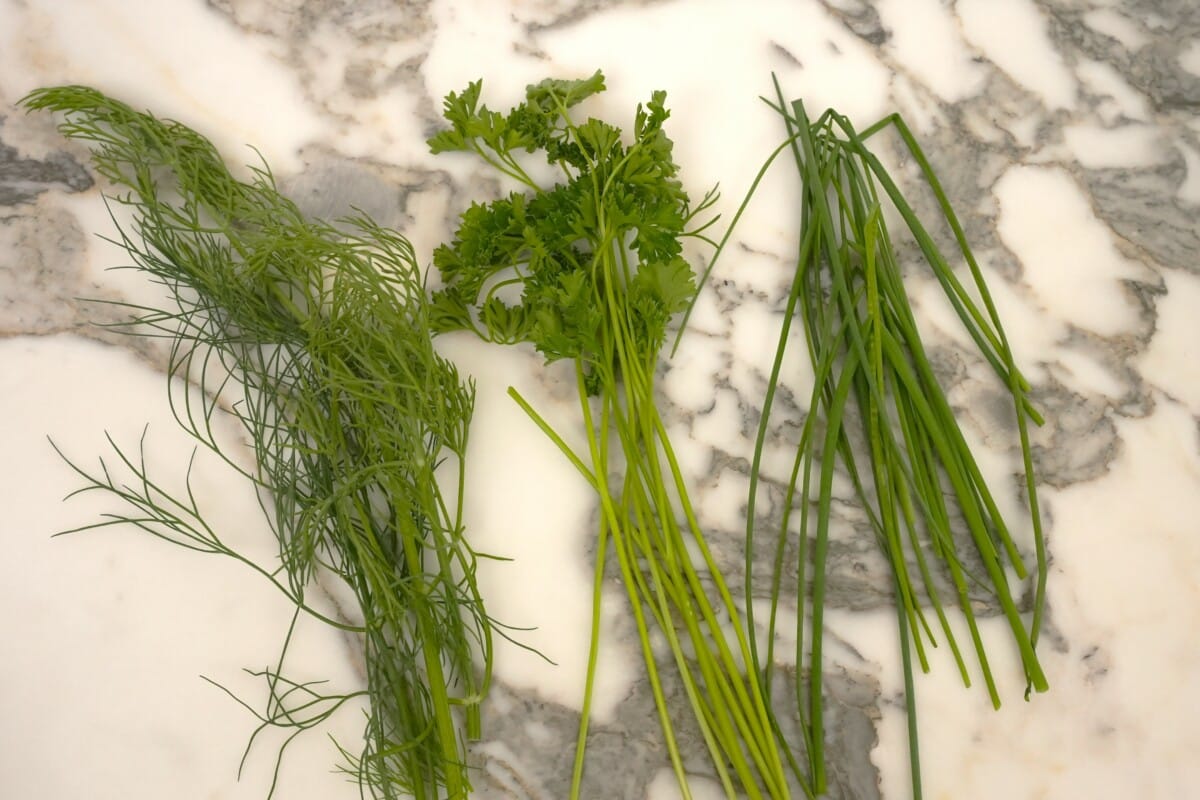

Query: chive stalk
[[685, 78, 1048, 798], [766, 85, 1048, 797]]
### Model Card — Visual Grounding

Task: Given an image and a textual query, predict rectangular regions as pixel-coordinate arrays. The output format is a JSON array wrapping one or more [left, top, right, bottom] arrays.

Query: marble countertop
[[2, 1, 1198, 798]]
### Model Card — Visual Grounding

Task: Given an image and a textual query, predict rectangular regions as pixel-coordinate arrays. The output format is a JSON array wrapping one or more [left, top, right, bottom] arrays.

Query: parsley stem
[[429, 72, 796, 799]]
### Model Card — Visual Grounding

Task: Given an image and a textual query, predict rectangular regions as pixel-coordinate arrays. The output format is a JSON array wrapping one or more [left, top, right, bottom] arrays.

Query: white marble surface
[[2, 1, 1199, 798]]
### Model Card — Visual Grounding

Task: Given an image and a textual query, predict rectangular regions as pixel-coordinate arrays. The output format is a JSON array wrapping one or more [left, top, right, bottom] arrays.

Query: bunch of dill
[[24, 86, 492, 800]]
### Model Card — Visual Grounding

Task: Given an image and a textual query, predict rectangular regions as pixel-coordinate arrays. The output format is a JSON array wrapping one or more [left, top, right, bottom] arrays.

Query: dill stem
[[400, 531, 465, 799]]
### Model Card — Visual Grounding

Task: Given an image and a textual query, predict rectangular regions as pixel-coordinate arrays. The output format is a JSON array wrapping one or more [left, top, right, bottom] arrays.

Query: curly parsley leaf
[[426, 70, 709, 378]]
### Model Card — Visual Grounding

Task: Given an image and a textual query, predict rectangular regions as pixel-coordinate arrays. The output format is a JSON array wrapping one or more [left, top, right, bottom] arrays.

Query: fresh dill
[[23, 86, 494, 800]]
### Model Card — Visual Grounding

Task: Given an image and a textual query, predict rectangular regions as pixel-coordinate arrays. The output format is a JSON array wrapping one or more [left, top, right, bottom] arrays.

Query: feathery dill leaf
[[24, 85, 492, 800]]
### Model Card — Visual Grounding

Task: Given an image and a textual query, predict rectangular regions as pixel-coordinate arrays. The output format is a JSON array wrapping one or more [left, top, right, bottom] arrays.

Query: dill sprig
[[23, 86, 492, 799]]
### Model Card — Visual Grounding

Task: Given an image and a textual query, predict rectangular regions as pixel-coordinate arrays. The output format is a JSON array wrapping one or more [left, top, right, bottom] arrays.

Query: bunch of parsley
[[427, 73, 794, 799]]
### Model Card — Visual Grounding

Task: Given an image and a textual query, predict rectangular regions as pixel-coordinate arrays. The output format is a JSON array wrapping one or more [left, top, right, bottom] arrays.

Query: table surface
[[2, 1, 1198, 798]]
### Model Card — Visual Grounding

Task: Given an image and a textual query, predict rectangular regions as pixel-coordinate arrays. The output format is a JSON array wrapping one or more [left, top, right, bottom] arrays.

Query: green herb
[[687, 78, 1048, 797], [427, 72, 796, 799], [23, 86, 496, 800]]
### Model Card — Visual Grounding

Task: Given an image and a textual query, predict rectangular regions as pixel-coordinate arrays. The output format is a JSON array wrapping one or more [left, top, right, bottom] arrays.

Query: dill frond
[[25, 85, 490, 800]]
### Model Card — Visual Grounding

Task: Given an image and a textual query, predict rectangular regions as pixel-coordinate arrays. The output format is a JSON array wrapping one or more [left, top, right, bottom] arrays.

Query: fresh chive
[[693, 76, 1048, 798]]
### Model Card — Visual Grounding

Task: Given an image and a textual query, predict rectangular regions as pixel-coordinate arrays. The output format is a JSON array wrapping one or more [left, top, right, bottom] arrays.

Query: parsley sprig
[[429, 72, 713, 390], [428, 73, 792, 799]]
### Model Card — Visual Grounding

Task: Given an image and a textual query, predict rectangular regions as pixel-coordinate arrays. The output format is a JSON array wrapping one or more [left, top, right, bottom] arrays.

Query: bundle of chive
[[24, 87, 491, 799], [716, 80, 1047, 797]]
